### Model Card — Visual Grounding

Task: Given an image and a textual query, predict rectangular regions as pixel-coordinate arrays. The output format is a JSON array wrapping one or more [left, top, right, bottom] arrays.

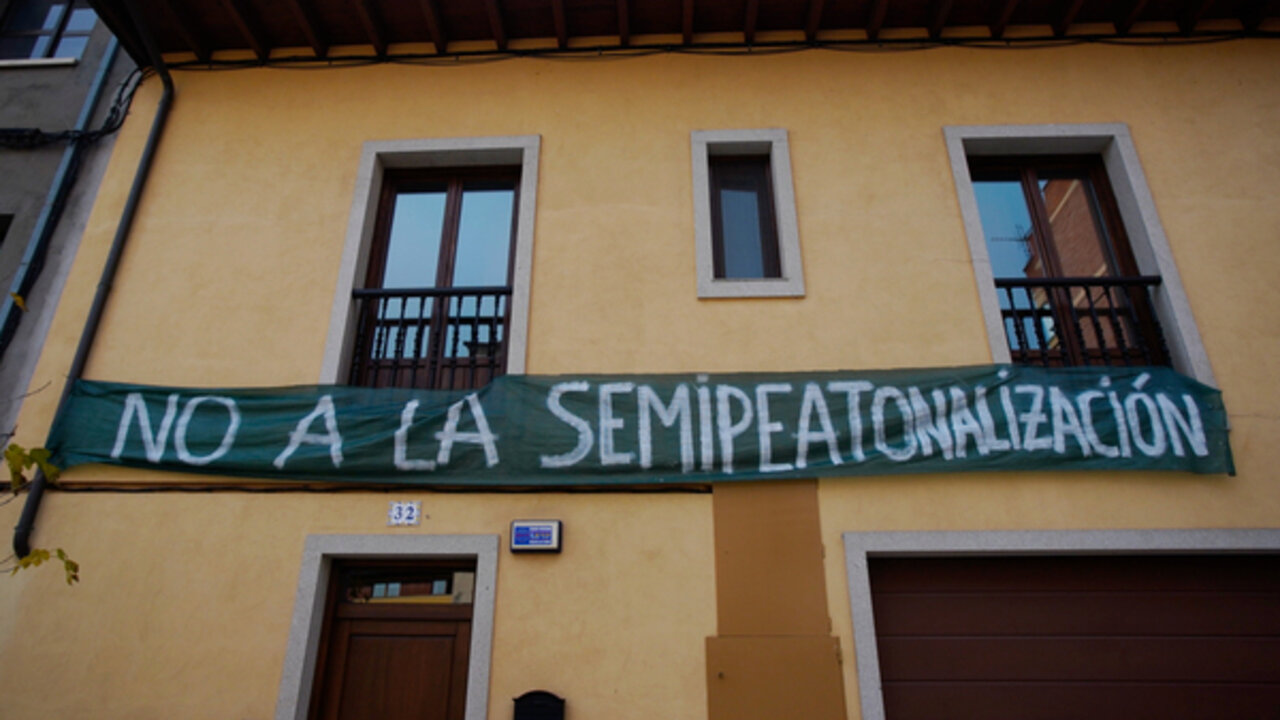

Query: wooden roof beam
[[415, 0, 448, 54], [282, 0, 327, 58], [1178, 0, 1214, 34], [929, 0, 953, 39], [1053, 0, 1084, 37], [990, 0, 1021, 39], [552, 0, 567, 48], [617, 0, 630, 45], [92, 0, 146, 60], [217, 0, 270, 61], [485, 0, 508, 50], [744, 0, 759, 43], [1116, 0, 1149, 35], [683, 0, 694, 43], [353, 0, 387, 56], [866, 0, 888, 40], [805, 0, 825, 41], [160, 0, 211, 62]]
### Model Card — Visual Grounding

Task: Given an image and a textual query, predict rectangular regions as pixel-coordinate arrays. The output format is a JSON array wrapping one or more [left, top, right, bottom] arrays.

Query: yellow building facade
[[1, 2, 1278, 718]]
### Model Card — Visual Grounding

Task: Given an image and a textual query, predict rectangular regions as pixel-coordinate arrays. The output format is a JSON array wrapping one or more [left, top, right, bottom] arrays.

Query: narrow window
[[0, 0, 95, 61], [348, 168, 518, 390], [969, 155, 1169, 367], [691, 129, 804, 298], [709, 155, 781, 280]]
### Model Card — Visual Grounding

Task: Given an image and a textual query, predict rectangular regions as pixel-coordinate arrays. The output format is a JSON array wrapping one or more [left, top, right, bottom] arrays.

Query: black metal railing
[[348, 285, 511, 390], [994, 276, 1170, 368]]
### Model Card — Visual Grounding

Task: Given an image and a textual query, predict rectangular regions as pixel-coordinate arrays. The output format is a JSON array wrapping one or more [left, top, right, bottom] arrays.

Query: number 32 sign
[[388, 501, 422, 526]]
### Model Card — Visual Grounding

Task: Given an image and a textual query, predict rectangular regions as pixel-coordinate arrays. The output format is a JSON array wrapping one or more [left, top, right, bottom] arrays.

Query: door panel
[[312, 562, 475, 720], [320, 616, 471, 720]]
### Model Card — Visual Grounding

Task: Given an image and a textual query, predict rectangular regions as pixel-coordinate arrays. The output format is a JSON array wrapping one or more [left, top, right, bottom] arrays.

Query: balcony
[[994, 276, 1170, 368], [348, 286, 511, 390]]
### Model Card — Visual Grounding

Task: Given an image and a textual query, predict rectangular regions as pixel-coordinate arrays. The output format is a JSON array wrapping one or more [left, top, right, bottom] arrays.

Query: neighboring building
[[1, 2, 1278, 719], [0, 0, 132, 442]]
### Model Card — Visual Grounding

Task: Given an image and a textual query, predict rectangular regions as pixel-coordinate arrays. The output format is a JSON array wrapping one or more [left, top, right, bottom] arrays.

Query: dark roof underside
[[92, 0, 1280, 65]]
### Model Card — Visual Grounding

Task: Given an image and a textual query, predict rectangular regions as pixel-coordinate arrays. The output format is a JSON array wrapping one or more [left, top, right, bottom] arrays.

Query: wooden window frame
[[708, 154, 783, 280], [346, 164, 523, 389], [967, 155, 1139, 279], [968, 154, 1169, 368], [363, 167, 520, 293]]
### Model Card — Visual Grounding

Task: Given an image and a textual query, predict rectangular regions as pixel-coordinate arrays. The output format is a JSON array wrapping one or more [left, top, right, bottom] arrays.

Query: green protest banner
[[48, 364, 1232, 485]]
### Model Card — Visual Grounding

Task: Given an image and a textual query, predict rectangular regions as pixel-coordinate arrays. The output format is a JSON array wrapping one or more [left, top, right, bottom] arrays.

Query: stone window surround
[[320, 135, 540, 384], [944, 123, 1214, 386], [691, 128, 805, 299]]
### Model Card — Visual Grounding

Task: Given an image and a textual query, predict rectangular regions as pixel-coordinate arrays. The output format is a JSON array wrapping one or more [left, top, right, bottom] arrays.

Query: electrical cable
[[50, 482, 711, 494], [0, 65, 149, 150], [152, 28, 1274, 72]]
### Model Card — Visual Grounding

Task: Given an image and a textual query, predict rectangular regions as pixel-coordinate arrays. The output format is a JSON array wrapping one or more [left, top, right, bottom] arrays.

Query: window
[[945, 124, 1213, 383], [709, 155, 781, 279], [692, 129, 804, 298], [969, 155, 1167, 367], [349, 168, 518, 390], [0, 0, 95, 61], [321, 136, 539, 389]]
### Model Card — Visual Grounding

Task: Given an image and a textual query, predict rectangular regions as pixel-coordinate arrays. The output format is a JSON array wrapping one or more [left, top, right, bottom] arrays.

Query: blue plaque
[[511, 520, 562, 553]]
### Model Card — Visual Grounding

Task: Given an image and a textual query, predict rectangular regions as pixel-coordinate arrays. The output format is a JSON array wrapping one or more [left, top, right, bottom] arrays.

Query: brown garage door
[[869, 555, 1280, 720]]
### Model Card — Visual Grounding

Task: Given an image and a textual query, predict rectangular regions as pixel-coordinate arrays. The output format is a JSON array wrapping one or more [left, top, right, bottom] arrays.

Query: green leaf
[[32, 454, 59, 484], [9, 548, 78, 585], [16, 549, 50, 570], [5, 443, 29, 491], [55, 549, 79, 585]]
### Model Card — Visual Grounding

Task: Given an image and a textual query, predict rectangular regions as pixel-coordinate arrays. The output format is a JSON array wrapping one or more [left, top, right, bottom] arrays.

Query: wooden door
[[311, 564, 474, 720]]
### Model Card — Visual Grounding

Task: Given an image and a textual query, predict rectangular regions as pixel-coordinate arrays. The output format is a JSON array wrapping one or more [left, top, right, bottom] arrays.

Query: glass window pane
[[0, 35, 39, 59], [720, 187, 766, 278], [1037, 172, 1118, 277], [40, 2, 66, 30], [451, 185, 515, 288], [712, 156, 778, 280], [65, 7, 95, 32], [341, 567, 475, 605], [973, 179, 1039, 279], [29, 34, 51, 57], [2, 0, 56, 32], [52, 33, 86, 58], [381, 191, 446, 289]]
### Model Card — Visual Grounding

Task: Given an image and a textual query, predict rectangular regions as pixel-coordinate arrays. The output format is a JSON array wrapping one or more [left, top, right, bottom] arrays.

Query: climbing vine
[[2, 443, 78, 585]]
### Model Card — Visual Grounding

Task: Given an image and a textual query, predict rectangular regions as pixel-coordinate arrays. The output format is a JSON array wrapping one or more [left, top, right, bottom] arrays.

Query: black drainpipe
[[13, 0, 174, 559]]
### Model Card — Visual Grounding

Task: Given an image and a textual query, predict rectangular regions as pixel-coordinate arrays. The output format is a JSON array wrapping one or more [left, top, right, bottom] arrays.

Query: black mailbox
[[513, 690, 565, 720]]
